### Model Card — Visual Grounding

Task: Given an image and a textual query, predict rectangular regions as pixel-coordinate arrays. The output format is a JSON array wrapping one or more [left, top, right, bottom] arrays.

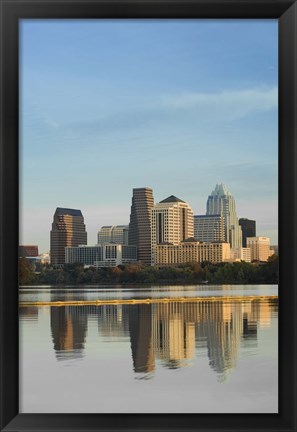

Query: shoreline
[[19, 282, 279, 289], [20, 294, 279, 308]]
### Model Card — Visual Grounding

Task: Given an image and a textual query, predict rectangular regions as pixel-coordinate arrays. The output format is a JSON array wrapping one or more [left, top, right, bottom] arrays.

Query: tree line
[[19, 254, 278, 286]]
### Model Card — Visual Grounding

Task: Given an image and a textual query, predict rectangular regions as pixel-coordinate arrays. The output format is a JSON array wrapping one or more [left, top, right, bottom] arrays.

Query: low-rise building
[[230, 247, 251, 262], [19, 245, 39, 257], [153, 240, 230, 267], [247, 237, 274, 262], [65, 244, 137, 267], [94, 244, 137, 268]]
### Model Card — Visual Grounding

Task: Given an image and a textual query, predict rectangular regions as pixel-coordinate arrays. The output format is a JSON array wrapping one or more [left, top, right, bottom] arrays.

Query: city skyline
[[20, 20, 278, 252], [21, 182, 277, 254]]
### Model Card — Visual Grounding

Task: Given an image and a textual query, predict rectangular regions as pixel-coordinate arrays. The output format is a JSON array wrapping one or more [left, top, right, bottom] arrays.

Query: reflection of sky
[[19, 20, 278, 252], [19, 291, 278, 413]]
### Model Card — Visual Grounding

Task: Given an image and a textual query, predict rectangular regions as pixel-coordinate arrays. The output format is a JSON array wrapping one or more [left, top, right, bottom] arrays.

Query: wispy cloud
[[162, 87, 278, 120], [66, 86, 278, 134], [22, 86, 278, 152]]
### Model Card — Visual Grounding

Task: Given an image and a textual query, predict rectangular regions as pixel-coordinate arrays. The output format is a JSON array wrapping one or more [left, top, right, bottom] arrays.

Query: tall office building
[[151, 195, 194, 246], [50, 207, 87, 265], [239, 218, 256, 247], [98, 225, 129, 245], [128, 187, 154, 266], [194, 214, 225, 242], [206, 183, 242, 249], [151, 195, 194, 265]]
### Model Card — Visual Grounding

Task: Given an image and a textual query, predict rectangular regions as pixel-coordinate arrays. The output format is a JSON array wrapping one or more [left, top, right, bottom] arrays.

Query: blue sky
[[19, 19, 278, 252]]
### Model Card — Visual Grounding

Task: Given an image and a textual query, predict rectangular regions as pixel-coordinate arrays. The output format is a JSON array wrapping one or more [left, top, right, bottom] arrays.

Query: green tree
[[19, 257, 35, 285], [261, 254, 279, 283]]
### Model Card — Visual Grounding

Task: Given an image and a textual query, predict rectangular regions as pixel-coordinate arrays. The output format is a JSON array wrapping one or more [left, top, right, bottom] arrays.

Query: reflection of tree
[[50, 306, 87, 361]]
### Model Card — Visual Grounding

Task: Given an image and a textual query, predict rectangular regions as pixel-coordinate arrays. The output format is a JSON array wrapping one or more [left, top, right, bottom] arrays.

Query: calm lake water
[[19, 284, 278, 413]]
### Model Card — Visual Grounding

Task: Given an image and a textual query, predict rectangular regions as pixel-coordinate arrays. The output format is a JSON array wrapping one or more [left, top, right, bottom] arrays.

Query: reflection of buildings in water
[[19, 306, 39, 320], [242, 315, 257, 340], [97, 304, 129, 338], [45, 296, 277, 380], [95, 299, 272, 379], [258, 300, 272, 329], [241, 301, 257, 344], [50, 306, 88, 361], [194, 302, 243, 382], [151, 300, 243, 379], [128, 304, 155, 373], [152, 303, 195, 368]]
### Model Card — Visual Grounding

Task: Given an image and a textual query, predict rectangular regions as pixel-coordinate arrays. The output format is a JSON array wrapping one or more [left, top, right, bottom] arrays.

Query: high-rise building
[[239, 218, 256, 247], [152, 196, 194, 246], [50, 207, 87, 265], [97, 225, 129, 245], [194, 214, 225, 242], [247, 237, 274, 262], [151, 195, 194, 265], [206, 183, 242, 249], [128, 187, 154, 266]]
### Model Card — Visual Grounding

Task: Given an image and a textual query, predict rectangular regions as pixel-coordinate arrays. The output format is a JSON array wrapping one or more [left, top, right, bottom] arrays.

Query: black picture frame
[[0, 0, 296, 431]]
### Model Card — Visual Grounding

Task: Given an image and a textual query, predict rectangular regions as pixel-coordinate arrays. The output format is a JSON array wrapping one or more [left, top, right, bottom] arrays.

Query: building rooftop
[[181, 237, 197, 243], [55, 207, 83, 217], [133, 187, 153, 191], [210, 183, 231, 197], [194, 214, 222, 218], [160, 195, 185, 204]]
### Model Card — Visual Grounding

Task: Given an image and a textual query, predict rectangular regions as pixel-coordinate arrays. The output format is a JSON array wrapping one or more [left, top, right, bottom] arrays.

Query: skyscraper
[[206, 183, 242, 249], [239, 218, 256, 247], [128, 187, 154, 266], [151, 195, 194, 265], [50, 207, 87, 265], [151, 196, 194, 246]]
